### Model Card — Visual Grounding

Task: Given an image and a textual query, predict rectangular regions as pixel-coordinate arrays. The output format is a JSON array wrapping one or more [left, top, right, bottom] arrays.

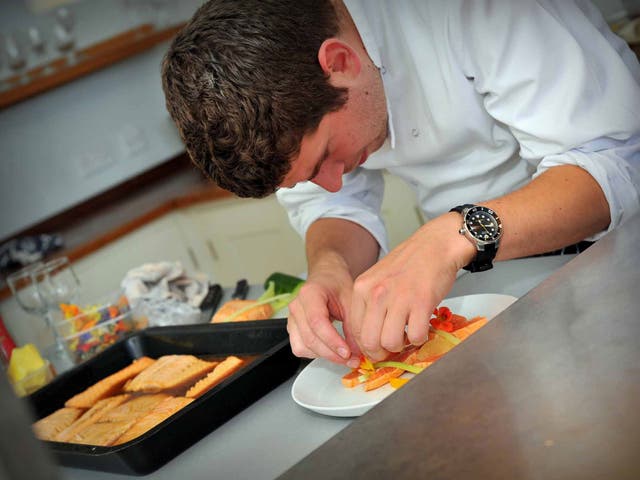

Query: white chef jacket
[[276, 0, 640, 254]]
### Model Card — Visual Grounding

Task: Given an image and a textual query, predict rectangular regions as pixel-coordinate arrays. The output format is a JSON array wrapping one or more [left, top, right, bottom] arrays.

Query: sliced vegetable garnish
[[432, 328, 461, 346], [256, 280, 304, 313], [389, 377, 410, 389], [372, 361, 424, 374], [341, 304, 486, 392], [359, 356, 375, 371], [257, 281, 276, 302], [270, 282, 304, 312]]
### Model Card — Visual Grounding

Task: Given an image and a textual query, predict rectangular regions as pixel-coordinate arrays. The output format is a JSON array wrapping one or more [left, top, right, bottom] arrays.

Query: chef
[[161, 0, 640, 367]]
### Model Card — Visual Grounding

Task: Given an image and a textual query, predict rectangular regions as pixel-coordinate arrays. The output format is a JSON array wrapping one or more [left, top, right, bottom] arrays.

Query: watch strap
[[449, 204, 474, 215], [464, 243, 497, 272]]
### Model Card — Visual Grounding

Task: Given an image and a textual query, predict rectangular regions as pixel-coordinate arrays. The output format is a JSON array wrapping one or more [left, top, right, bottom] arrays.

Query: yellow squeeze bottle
[[7, 344, 50, 396]]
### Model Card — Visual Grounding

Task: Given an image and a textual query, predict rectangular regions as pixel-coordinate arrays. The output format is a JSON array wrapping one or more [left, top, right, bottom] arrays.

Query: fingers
[[350, 280, 393, 362], [341, 321, 363, 369], [287, 286, 351, 365], [406, 308, 430, 346], [350, 277, 433, 361]]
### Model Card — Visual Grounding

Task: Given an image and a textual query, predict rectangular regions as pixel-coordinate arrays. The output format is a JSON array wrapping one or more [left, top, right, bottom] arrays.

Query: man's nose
[[311, 161, 344, 192]]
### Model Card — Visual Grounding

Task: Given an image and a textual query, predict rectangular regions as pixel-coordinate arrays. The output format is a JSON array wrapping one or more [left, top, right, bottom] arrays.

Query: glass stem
[[43, 310, 65, 352]]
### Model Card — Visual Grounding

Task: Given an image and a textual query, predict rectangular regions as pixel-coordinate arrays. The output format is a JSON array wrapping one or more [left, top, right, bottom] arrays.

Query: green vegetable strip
[[257, 281, 276, 302], [270, 282, 304, 312], [433, 328, 461, 345], [372, 361, 424, 374], [221, 293, 293, 322]]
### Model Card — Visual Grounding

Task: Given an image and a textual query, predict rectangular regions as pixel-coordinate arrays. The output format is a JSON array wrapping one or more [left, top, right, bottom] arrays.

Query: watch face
[[464, 206, 502, 243]]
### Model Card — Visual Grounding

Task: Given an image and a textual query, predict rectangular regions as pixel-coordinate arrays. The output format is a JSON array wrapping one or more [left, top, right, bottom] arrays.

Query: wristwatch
[[449, 204, 503, 272]]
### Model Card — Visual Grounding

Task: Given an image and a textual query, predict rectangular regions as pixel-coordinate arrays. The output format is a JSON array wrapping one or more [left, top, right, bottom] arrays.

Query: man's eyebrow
[[306, 147, 330, 182]]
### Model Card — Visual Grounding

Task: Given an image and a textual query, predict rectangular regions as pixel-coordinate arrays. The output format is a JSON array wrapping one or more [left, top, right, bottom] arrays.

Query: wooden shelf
[[0, 22, 184, 109]]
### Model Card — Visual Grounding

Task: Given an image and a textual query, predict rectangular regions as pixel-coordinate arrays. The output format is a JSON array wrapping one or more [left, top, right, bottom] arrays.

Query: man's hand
[[287, 257, 361, 366], [287, 218, 380, 367], [347, 166, 610, 361], [348, 213, 474, 361]]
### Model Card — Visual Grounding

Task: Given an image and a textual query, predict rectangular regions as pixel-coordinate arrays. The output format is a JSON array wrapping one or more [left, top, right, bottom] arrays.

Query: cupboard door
[[184, 197, 307, 285], [72, 213, 201, 300]]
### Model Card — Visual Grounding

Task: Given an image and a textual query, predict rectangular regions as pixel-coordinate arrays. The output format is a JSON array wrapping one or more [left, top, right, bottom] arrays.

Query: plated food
[[291, 294, 518, 417], [33, 354, 246, 446], [341, 306, 488, 391]]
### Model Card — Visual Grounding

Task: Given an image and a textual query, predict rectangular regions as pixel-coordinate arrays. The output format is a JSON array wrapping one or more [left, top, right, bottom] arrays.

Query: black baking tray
[[27, 319, 299, 475]]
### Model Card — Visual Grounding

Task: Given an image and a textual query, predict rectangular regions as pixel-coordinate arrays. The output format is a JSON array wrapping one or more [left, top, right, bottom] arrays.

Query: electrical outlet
[[76, 150, 116, 179]]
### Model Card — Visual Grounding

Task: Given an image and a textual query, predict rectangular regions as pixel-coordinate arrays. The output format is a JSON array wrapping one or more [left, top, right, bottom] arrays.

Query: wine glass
[[6, 262, 47, 317], [6, 261, 61, 362], [34, 257, 80, 309], [32, 257, 80, 357], [7, 258, 79, 371]]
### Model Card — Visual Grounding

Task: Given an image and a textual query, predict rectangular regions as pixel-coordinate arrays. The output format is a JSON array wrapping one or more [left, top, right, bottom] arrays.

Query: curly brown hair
[[161, 0, 348, 198]]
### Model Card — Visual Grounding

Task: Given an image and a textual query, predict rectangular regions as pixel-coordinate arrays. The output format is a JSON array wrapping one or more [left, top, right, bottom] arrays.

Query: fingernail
[[347, 358, 360, 369], [337, 347, 349, 359]]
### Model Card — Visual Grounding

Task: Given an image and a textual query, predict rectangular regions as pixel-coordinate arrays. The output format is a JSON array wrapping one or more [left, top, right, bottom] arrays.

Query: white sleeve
[[450, 0, 640, 237], [275, 168, 390, 252]]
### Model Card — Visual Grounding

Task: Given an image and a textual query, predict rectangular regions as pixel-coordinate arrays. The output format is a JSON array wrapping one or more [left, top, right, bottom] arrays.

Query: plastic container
[[133, 297, 202, 327], [53, 292, 146, 365]]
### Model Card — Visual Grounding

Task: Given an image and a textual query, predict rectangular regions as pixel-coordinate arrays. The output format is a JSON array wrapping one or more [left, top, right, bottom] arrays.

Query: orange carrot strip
[[341, 369, 364, 388]]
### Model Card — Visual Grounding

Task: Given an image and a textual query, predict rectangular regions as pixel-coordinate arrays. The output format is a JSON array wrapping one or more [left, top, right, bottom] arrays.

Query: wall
[[1, 0, 638, 242], [0, 0, 204, 241]]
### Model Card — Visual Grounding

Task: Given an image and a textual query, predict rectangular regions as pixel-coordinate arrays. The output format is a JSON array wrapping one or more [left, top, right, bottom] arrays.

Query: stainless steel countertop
[[45, 216, 636, 479], [278, 214, 640, 480]]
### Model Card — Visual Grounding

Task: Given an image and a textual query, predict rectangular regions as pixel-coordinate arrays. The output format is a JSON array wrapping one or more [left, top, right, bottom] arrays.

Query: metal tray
[[27, 319, 299, 475]]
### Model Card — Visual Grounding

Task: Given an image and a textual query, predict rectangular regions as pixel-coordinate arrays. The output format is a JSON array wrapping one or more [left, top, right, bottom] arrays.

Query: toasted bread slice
[[67, 418, 138, 447], [114, 396, 194, 445], [211, 300, 273, 323], [124, 355, 217, 393], [32, 407, 85, 441], [55, 394, 130, 443], [185, 356, 245, 398], [100, 393, 170, 423], [65, 357, 155, 409]]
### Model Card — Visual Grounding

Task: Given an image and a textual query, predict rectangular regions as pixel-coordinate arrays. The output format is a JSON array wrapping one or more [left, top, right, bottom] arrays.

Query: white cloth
[[120, 261, 209, 308], [276, 0, 640, 254]]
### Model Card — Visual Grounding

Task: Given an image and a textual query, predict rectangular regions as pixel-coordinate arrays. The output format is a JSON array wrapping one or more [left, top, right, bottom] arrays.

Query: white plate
[[291, 293, 518, 417]]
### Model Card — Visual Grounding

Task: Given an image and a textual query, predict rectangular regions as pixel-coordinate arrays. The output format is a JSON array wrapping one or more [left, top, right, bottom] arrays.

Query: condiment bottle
[[0, 314, 17, 366]]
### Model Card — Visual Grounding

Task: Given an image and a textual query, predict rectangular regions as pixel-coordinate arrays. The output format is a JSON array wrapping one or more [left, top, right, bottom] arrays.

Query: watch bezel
[[460, 205, 503, 249]]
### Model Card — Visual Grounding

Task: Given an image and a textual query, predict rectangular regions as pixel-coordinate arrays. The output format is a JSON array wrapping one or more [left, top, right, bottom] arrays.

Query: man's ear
[[318, 38, 361, 85]]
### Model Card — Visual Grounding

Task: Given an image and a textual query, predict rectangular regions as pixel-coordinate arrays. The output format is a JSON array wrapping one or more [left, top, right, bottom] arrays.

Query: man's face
[[279, 71, 388, 192]]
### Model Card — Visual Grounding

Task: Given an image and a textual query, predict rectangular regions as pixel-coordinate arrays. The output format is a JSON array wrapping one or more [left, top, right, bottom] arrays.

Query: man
[[162, 0, 640, 368]]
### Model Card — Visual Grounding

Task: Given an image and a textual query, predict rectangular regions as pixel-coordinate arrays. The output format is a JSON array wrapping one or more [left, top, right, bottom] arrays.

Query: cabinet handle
[[187, 247, 200, 270], [206, 240, 219, 261]]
